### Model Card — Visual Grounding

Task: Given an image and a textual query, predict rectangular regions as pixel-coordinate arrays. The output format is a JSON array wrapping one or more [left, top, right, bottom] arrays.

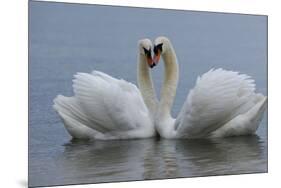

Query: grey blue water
[[29, 2, 267, 187]]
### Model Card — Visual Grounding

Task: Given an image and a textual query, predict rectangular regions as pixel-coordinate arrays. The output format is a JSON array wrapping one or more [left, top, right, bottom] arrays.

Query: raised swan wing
[[175, 68, 266, 138], [53, 71, 153, 140]]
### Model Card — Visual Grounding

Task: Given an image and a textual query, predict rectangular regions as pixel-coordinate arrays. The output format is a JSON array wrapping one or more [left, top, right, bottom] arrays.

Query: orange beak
[[153, 52, 161, 65], [147, 57, 156, 68]]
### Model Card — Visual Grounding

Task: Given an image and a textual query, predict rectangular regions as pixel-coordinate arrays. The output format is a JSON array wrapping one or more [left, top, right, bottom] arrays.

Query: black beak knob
[[150, 62, 156, 68]]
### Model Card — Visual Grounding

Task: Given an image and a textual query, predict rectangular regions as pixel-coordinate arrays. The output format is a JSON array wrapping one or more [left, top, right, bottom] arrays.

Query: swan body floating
[[152, 36, 267, 139], [53, 39, 158, 140]]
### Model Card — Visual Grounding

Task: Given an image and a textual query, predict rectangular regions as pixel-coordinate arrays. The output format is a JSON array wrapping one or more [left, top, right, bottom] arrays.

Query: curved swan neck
[[137, 53, 158, 115], [158, 41, 179, 119]]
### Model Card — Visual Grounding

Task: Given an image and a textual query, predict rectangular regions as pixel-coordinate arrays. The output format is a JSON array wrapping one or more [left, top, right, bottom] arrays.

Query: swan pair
[[53, 36, 267, 140]]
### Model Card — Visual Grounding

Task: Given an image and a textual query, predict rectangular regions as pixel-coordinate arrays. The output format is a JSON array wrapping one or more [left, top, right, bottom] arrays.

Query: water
[[29, 1, 268, 187]]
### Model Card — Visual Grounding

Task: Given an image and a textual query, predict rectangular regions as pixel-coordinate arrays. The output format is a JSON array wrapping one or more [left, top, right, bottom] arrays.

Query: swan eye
[[143, 47, 152, 57], [153, 43, 163, 54]]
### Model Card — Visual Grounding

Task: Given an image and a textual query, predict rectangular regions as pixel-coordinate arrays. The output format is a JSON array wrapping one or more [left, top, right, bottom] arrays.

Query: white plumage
[[53, 37, 267, 140], [53, 71, 155, 140], [175, 68, 267, 138], [53, 39, 157, 140], [153, 36, 267, 139]]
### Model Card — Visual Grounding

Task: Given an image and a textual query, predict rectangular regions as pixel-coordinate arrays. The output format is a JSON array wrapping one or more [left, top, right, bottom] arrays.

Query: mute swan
[[152, 36, 267, 139], [53, 39, 158, 140]]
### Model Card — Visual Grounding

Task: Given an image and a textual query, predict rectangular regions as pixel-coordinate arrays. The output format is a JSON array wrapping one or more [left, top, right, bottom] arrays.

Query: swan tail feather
[[210, 95, 267, 137], [53, 95, 103, 139], [245, 95, 267, 127]]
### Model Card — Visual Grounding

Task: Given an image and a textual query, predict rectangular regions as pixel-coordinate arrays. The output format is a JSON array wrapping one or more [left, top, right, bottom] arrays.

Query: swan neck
[[137, 54, 158, 115], [158, 43, 179, 119]]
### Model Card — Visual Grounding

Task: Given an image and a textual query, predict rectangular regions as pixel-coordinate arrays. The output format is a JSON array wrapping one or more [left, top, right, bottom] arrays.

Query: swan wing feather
[[72, 71, 149, 131], [54, 71, 151, 139], [175, 68, 258, 138], [53, 95, 104, 138]]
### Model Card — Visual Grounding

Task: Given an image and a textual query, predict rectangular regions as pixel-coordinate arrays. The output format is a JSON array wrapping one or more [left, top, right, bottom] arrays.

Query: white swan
[[152, 36, 267, 139], [53, 39, 158, 140]]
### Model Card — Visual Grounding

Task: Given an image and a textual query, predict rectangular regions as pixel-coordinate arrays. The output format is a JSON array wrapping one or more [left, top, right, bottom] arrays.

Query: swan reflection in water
[[56, 135, 266, 184]]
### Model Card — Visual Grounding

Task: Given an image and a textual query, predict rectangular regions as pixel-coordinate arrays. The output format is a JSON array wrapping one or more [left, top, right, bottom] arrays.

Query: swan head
[[153, 36, 170, 64], [138, 39, 155, 68]]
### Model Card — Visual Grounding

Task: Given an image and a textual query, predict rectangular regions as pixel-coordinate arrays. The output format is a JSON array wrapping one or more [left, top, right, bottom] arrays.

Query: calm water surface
[[29, 2, 267, 187]]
